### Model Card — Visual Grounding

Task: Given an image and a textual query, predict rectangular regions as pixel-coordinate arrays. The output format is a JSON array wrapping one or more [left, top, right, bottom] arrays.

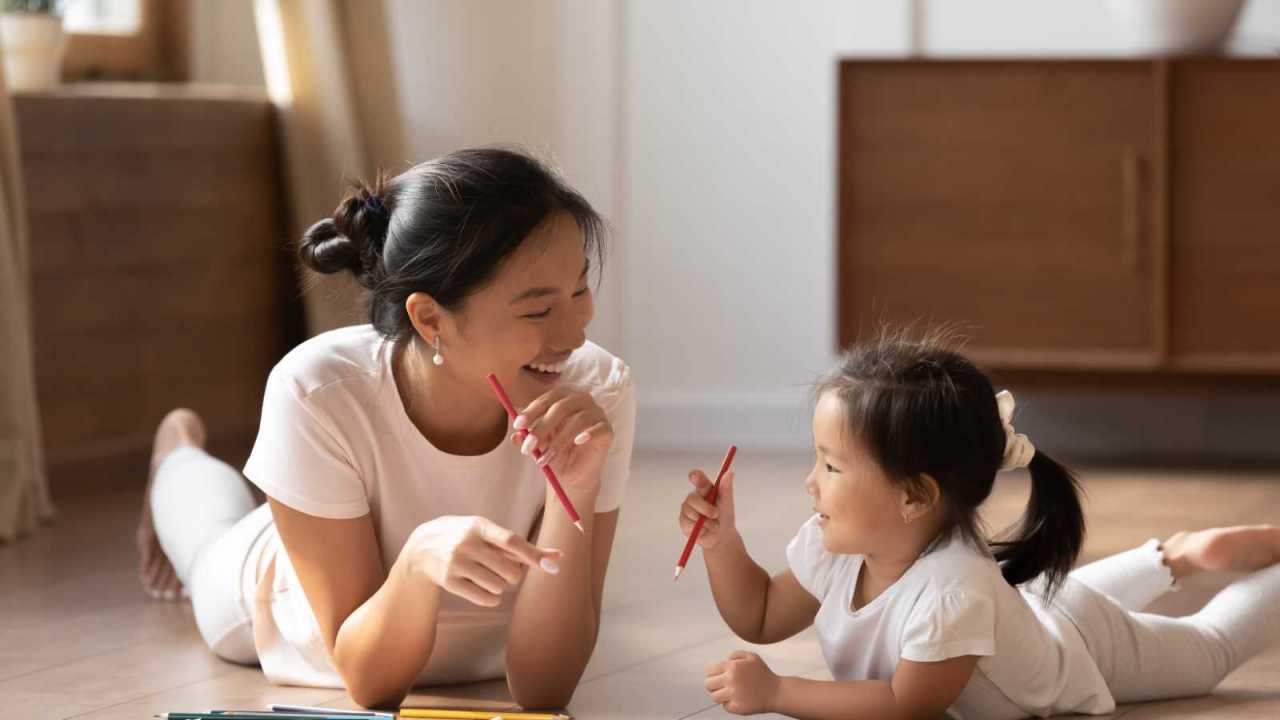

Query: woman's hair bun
[[299, 217, 363, 275], [297, 176, 392, 280]]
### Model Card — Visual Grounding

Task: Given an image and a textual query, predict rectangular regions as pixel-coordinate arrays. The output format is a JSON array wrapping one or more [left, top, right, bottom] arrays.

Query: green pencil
[[156, 707, 366, 712]]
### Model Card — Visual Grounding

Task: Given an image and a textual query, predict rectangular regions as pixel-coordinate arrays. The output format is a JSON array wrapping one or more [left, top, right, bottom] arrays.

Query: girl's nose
[[803, 471, 817, 496]]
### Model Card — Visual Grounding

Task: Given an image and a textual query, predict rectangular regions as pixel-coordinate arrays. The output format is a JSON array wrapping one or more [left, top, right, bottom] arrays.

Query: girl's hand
[[509, 387, 613, 491], [409, 516, 563, 608], [705, 651, 781, 715], [678, 469, 738, 550]]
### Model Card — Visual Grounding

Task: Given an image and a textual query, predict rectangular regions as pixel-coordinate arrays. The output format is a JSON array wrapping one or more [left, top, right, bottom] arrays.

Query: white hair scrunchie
[[996, 390, 1035, 471]]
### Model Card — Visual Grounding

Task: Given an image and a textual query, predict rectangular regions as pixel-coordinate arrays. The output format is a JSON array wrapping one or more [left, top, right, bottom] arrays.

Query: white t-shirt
[[241, 325, 635, 688], [786, 516, 1115, 720]]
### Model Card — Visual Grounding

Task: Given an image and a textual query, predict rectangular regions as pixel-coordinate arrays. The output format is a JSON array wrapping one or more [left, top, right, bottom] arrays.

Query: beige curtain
[[0, 45, 55, 543], [254, 0, 405, 336]]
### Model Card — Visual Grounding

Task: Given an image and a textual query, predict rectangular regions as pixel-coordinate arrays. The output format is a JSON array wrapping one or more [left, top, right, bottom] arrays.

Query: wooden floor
[[3, 449, 1279, 719]]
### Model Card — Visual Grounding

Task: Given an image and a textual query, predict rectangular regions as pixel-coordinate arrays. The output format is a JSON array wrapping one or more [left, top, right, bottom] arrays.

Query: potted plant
[[1, 0, 65, 92]]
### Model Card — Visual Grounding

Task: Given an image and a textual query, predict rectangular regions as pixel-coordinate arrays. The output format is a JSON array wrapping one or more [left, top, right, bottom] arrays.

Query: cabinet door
[[1169, 60, 1280, 372], [837, 61, 1162, 369]]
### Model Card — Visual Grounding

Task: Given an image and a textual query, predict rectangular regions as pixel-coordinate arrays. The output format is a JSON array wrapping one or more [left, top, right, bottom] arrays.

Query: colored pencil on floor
[[399, 710, 571, 720], [268, 705, 394, 718], [160, 707, 363, 712]]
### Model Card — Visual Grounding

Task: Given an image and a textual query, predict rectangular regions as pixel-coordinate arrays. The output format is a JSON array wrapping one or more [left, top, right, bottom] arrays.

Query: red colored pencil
[[673, 445, 738, 581], [486, 373, 585, 533]]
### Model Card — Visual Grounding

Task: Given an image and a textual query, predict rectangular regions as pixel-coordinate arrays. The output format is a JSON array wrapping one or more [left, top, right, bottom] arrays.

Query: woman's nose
[[554, 313, 587, 353]]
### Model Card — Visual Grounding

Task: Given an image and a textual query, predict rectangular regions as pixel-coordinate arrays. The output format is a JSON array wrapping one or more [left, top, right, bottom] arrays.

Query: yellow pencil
[[398, 710, 571, 720]]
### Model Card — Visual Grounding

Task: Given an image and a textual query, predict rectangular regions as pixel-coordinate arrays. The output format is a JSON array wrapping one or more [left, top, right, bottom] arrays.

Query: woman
[[135, 147, 634, 708]]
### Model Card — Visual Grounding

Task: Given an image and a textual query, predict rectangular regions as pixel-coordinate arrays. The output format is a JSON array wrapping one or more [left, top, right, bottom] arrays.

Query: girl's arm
[[505, 488, 618, 708], [705, 535, 820, 643], [706, 652, 979, 719], [680, 470, 820, 643]]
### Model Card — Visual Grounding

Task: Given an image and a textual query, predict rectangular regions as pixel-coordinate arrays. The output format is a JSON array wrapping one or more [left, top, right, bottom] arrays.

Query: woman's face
[[439, 211, 595, 406]]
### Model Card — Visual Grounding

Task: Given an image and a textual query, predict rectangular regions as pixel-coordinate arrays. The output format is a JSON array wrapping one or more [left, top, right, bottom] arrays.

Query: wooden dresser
[[16, 84, 304, 483], [837, 58, 1280, 379]]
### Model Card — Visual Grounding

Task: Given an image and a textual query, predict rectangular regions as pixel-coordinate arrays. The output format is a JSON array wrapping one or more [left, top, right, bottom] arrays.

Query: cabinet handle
[[1121, 149, 1141, 271]]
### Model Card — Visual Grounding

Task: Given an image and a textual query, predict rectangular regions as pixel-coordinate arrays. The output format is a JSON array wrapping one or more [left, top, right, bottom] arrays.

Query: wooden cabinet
[[16, 85, 304, 479], [1169, 61, 1280, 371], [837, 58, 1280, 374]]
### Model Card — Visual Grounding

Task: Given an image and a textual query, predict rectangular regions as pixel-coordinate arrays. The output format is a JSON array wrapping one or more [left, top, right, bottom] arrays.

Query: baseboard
[[1012, 389, 1280, 467]]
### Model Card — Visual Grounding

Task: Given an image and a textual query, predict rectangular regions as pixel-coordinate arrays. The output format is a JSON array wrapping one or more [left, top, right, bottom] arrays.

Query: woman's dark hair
[[815, 328, 1086, 596], [298, 147, 606, 341]]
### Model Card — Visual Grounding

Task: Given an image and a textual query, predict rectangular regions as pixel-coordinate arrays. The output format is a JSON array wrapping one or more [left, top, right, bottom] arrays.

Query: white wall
[[621, 1, 894, 448]]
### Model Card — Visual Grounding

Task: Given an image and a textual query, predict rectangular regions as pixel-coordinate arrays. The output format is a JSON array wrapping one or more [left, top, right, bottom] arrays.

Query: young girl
[[136, 148, 635, 709], [680, 335, 1280, 719]]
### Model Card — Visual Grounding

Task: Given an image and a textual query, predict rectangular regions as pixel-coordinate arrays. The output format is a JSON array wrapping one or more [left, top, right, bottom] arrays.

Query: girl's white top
[[242, 325, 635, 688], [787, 516, 1115, 719]]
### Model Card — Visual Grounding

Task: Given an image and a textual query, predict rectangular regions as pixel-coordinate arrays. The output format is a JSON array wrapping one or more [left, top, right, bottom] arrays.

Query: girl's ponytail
[[991, 450, 1086, 596]]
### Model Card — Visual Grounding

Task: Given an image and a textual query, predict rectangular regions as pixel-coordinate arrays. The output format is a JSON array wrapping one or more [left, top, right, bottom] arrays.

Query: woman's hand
[[678, 468, 738, 551], [510, 387, 613, 491], [409, 516, 563, 608], [705, 651, 781, 715]]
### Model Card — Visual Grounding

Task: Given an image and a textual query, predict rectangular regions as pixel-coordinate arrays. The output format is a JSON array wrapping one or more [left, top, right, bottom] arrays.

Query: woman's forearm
[[703, 533, 772, 642], [332, 538, 442, 708], [506, 485, 601, 708]]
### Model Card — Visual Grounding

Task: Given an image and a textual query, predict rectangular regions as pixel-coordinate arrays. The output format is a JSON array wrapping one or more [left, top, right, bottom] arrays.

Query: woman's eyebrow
[[511, 286, 557, 304], [510, 260, 591, 304]]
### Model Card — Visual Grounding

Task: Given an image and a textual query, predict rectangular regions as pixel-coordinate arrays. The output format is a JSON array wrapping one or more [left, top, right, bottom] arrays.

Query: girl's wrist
[[703, 528, 745, 560], [768, 675, 793, 714]]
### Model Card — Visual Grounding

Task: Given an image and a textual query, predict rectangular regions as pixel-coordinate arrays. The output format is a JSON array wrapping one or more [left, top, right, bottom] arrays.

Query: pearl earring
[[432, 336, 444, 366]]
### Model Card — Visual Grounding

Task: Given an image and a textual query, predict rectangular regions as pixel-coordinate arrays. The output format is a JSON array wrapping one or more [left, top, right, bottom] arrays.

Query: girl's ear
[[899, 473, 941, 524]]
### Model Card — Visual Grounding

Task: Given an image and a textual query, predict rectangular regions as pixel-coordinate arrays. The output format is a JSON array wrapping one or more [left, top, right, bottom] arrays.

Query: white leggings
[[153, 446, 1280, 701], [1061, 538, 1280, 703], [150, 446, 267, 665]]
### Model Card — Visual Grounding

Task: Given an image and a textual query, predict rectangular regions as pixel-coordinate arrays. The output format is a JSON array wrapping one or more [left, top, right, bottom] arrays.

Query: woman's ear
[[899, 473, 941, 525], [405, 291, 445, 343]]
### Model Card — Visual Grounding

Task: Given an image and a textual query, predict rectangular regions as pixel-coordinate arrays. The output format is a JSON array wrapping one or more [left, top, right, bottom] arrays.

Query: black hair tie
[[364, 194, 389, 219]]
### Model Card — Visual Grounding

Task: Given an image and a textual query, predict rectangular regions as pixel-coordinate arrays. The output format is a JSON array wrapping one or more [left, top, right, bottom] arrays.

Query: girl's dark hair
[[298, 147, 606, 341], [816, 328, 1086, 596]]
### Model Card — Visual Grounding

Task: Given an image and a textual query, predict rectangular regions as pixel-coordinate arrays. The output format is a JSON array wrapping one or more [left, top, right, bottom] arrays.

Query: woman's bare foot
[[138, 408, 206, 601], [1161, 525, 1280, 581]]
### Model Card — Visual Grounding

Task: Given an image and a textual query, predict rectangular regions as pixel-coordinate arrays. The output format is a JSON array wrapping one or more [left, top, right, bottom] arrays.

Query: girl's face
[[437, 211, 595, 405], [805, 391, 911, 556]]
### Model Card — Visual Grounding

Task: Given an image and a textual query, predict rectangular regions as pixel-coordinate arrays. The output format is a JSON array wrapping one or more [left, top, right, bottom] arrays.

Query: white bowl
[[1105, 0, 1248, 54]]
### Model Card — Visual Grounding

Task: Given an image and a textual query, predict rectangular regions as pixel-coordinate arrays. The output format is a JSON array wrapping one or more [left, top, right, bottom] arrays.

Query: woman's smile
[[522, 356, 571, 384]]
